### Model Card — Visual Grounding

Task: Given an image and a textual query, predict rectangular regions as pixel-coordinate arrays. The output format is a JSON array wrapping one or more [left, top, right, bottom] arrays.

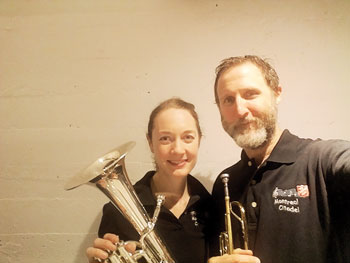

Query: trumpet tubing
[[219, 173, 249, 255]]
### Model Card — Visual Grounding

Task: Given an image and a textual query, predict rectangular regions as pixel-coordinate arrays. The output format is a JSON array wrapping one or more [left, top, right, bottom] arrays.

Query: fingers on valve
[[124, 241, 137, 253], [103, 233, 120, 244], [86, 247, 108, 262], [94, 237, 117, 251]]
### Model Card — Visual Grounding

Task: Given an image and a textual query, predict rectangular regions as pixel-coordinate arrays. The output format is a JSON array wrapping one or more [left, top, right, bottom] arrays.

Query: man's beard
[[222, 106, 277, 150]]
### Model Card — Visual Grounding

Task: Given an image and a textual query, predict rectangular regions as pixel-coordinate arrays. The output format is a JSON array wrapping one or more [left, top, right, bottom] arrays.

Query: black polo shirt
[[211, 130, 350, 263], [99, 171, 211, 263]]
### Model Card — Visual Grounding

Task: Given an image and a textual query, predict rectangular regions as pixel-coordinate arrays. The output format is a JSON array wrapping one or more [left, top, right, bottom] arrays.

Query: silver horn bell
[[65, 141, 175, 263]]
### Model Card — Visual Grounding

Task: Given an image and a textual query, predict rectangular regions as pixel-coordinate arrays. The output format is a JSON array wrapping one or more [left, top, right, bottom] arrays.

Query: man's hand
[[208, 249, 261, 263]]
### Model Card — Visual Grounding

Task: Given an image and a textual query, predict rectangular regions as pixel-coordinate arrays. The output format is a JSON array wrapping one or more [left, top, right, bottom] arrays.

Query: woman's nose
[[171, 139, 185, 154]]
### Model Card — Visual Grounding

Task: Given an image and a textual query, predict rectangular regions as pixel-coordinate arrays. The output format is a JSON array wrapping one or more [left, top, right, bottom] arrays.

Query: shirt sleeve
[[318, 140, 350, 262], [321, 140, 350, 178]]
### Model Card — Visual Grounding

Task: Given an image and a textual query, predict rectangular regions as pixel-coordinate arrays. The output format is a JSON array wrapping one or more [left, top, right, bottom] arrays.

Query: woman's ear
[[146, 134, 154, 153]]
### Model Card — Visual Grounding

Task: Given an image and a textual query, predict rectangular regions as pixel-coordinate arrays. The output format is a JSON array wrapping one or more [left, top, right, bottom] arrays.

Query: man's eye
[[223, 96, 235, 105], [244, 90, 258, 99]]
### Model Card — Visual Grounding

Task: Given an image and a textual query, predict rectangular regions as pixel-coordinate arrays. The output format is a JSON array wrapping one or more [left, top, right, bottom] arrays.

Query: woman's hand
[[86, 233, 119, 262], [86, 233, 138, 262]]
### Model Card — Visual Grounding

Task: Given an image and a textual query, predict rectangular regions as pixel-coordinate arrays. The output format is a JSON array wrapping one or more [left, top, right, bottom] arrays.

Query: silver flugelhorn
[[64, 141, 175, 263], [219, 174, 248, 255]]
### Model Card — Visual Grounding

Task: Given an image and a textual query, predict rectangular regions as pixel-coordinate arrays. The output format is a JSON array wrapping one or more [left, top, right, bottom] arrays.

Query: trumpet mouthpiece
[[220, 173, 230, 183]]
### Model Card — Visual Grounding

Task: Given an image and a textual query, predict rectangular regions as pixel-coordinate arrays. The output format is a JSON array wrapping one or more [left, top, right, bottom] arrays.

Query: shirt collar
[[241, 129, 298, 165], [134, 170, 204, 208], [134, 171, 157, 206], [268, 129, 298, 164]]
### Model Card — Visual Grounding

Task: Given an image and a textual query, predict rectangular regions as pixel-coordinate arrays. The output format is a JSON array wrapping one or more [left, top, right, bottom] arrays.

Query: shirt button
[[251, 202, 257, 208], [248, 161, 252, 167]]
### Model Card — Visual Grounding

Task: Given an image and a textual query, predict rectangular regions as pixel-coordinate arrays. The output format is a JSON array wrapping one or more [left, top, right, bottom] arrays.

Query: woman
[[87, 98, 211, 263], [86, 98, 260, 263]]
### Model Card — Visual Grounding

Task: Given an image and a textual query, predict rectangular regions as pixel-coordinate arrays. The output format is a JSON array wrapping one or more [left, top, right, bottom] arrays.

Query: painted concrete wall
[[1, 0, 349, 262]]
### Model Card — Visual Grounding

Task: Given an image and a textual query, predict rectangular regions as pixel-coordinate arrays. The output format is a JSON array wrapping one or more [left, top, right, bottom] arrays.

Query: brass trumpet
[[219, 174, 249, 255]]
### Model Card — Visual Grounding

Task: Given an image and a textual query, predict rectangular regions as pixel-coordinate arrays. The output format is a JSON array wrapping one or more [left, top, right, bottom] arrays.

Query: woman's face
[[148, 108, 200, 178]]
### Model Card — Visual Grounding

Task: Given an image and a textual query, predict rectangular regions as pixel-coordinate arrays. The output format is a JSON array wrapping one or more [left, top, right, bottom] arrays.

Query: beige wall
[[1, 0, 349, 262]]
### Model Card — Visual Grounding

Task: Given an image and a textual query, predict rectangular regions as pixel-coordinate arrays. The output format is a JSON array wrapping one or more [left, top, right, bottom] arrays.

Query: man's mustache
[[234, 117, 257, 129]]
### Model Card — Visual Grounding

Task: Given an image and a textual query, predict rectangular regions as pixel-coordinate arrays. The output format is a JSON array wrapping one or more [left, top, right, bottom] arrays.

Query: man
[[210, 55, 350, 263]]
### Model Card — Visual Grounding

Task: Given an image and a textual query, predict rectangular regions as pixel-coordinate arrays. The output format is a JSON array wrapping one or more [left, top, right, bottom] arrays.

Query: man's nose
[[234, 97, 249, 117]]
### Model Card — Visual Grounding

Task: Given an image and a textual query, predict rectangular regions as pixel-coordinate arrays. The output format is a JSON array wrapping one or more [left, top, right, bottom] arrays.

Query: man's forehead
[[222, 62, 262, 77], [218, 63, 265, 87]]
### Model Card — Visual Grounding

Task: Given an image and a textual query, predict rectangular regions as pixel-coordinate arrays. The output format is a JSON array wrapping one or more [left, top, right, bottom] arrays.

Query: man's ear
[[146, 135, 154, 153], [275, 86, 282, 104]]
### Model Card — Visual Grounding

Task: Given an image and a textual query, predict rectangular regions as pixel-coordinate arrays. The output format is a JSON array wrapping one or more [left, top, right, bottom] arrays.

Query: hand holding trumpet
[[208, 250, 260, 263], [87, 234, 260, 263], [86, 233, 136, 263]]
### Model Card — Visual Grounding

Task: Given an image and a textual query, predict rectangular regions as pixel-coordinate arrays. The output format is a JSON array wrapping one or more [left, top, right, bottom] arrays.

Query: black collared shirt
[[99, 171, 211, 263], [210, 130, 350, 263]]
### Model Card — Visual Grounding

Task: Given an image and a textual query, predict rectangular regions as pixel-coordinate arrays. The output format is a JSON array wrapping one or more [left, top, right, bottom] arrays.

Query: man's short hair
[[214, 55, 280, 105]]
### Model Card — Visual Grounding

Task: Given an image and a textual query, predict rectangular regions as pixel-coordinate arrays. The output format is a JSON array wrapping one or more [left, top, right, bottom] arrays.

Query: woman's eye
[[159, 136, 171, 143], [184, 135, 195, 143]]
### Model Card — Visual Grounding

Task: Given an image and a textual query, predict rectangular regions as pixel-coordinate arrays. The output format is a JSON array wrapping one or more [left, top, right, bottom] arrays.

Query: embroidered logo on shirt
[[190, 211, 199, 226], [272, 187, 298, 198], [296, 185, 310, 198], [272, 185, 310, 214]]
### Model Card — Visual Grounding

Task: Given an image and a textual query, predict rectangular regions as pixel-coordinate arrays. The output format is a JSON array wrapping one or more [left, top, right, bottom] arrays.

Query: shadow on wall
[[74, 212, 102, 263], [194, 171, 216, 193]]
